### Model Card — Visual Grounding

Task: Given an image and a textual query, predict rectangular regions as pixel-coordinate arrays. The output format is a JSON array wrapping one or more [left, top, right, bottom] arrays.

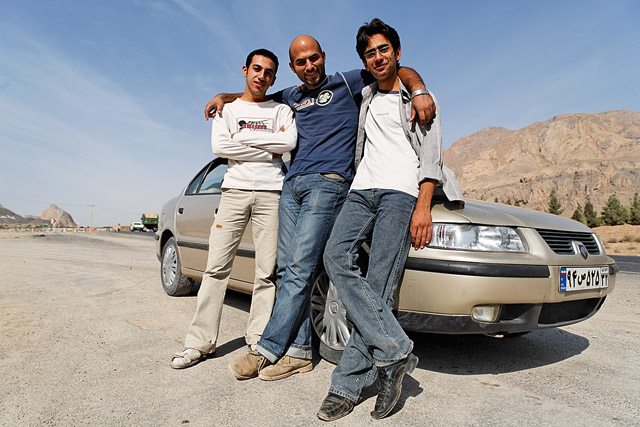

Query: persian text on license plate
[[560, 266, 609, 292]]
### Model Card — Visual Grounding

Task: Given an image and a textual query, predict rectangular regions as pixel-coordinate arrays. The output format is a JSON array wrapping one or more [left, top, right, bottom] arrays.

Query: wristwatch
[[410, 89, 430, 99]]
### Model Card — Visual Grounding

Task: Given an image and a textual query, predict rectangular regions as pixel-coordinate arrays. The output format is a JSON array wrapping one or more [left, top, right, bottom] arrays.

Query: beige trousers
[[184, 189, 279, 354]]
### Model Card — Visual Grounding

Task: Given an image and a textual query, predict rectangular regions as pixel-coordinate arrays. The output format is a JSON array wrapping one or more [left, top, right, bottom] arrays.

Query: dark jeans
[[323, 189, 416, 402], [257, 173, 349, 362]]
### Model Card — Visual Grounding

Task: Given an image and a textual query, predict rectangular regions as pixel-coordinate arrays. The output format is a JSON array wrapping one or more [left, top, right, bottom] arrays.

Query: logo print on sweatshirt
[[317, 90, 333, 106], [237, 118, 274, 132]]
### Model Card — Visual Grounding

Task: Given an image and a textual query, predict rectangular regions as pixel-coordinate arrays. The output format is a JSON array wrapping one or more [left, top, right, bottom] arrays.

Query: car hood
[[432, 199, 592, 233]]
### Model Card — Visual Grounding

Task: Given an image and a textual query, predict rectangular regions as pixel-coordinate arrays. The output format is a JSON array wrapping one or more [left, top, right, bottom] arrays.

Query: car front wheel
[[310, 270, 351, 364], [161, 237, 194, 296]]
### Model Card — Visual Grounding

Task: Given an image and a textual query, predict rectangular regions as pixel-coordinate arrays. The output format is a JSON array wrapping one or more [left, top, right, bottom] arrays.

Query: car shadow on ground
[[219, 291, 590, 376], [356, 329, 590, 418], [408, 328, 589, 376], [213, 290, 590, 417], [181, 289, 256, 356], [213, 337, 247, 357]]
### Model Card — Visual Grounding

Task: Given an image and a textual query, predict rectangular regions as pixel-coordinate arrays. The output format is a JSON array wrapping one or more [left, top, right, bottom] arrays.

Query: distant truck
[[141, 213, 159, 232]]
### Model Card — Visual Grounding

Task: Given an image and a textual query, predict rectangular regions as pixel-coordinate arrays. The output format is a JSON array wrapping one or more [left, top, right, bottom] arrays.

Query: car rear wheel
[[161, 237, 195, 296], [310, 270, 351, 365]]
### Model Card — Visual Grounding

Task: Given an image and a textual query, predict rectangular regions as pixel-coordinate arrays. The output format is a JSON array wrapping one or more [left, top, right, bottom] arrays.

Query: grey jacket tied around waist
[[354, 80, 464, 204]]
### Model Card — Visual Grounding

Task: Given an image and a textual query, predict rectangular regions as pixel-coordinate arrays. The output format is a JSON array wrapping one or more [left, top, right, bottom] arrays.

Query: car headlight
[[429, 224, 526, 253]]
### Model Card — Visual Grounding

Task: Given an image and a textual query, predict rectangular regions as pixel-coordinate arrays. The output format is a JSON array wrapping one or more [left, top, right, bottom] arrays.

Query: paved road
[[611, 255, 640, 274], [0, 231, 638, 426]]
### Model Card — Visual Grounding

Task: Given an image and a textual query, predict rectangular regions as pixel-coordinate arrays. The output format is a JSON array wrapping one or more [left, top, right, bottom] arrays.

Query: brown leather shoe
[[228, 350, 270, 380], [258, 355, 312, 381]]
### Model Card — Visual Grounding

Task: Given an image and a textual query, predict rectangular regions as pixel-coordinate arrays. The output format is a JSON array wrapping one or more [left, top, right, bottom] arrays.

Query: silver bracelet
[[410, 89, 430, 99]]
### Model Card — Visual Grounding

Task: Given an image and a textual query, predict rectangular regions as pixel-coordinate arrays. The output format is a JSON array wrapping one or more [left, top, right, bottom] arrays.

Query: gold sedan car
[[156, 159, 618, 363]]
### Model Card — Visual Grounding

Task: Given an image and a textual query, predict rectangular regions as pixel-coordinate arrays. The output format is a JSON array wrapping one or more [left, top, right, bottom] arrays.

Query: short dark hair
[[355, 18, 401, 62], [245, 48, 279, 74]]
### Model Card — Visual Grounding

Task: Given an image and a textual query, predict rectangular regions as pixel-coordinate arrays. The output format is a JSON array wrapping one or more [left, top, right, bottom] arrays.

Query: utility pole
[[87, 204, 94, 230]]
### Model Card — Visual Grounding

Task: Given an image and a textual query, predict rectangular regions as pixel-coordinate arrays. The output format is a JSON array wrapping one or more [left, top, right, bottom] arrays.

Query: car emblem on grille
[[573, 241, 589, 259]]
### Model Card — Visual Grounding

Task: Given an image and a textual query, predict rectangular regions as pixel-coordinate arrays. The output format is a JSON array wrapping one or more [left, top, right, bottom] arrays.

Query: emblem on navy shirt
[[237, 118, 274, 132], [293, 98, 315, 112], [317, 90, 333, 106]]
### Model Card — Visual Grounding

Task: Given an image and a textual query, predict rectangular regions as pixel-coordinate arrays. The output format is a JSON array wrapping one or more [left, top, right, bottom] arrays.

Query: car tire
[[310, 269, 351, 365], [161, 237, 194, 296]]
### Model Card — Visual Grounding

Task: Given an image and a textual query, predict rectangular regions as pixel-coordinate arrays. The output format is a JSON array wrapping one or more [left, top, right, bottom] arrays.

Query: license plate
[[560, 266, 609, 292]]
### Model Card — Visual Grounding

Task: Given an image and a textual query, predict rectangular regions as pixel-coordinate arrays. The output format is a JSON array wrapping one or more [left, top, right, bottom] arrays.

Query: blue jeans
[[256, 173, 349, 362], [323, 189, 416, 402]]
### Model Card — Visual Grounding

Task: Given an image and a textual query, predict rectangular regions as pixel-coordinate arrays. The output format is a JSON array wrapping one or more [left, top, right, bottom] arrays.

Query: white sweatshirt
[[211, 98, 297, 191]]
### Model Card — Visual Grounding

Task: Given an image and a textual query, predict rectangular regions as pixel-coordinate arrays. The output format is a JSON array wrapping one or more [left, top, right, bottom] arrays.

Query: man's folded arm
[[211, 117, 272, 161], [233, 127, 297, 154], [234, 109, 297, 154]]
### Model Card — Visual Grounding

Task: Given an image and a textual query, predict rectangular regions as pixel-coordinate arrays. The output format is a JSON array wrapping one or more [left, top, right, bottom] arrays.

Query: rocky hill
[[0, 205, 31, 225], [443, 110, 640, 216], [0, 204, 77, 227]]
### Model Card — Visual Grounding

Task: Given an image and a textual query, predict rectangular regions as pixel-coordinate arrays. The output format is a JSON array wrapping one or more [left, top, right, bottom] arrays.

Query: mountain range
[[2, 110, 638, 226], [443, 109, 639, 216], [0, 204, 77, 227]]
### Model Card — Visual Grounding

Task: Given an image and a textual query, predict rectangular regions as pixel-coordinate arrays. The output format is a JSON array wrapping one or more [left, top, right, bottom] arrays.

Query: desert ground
[[594, 224, 640, 256], [0, 229, 638, 426]]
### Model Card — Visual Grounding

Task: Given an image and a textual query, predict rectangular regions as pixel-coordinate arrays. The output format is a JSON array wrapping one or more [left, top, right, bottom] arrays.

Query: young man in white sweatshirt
[[171, 49, 297, 369]]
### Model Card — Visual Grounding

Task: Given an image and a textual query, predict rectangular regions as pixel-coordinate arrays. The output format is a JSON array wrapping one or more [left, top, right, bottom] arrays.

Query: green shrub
[[571, 204, 587, 224], [584, 197, 601, 227], [601, 194, 629, 226], [547, 189, 563, 215], [629, 193, 640, 225]]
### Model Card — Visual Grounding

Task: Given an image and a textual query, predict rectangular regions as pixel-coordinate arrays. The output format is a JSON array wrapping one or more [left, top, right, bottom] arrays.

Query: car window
[[185, 168, 207, 195], [198, 163, 228, 194]]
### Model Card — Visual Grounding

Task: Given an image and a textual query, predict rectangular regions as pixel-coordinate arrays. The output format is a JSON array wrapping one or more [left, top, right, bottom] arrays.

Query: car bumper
[[394, 258, 618, 334], [396, 296, 607, 334]]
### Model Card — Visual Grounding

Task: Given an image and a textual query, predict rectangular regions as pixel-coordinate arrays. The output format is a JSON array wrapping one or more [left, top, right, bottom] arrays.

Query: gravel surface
[[0, 231, 638, 426]]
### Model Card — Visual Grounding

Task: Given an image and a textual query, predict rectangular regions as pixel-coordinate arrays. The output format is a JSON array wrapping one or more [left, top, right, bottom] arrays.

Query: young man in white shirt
[[317, 19, 463, 420], [171, 49, 297, 369]]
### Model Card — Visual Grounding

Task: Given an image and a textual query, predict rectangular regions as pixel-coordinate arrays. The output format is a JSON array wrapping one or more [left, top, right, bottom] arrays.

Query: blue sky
[[1, 0, 638, 226]]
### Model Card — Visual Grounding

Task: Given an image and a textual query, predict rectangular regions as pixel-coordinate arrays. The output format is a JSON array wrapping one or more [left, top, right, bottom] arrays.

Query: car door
[[175, 158, 255, 284]]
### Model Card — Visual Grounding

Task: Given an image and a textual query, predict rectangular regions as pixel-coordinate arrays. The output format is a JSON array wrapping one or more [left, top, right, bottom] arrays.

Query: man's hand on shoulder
[[397, 66, 436, 127], [205, 95, 225, 120], [410, 93, 436, 128]]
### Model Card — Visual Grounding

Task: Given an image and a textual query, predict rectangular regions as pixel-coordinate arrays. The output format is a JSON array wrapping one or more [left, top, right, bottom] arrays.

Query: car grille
[[538, 297, 605, 325], [535, 229, 600, 255], [497, 298, 605, 326]]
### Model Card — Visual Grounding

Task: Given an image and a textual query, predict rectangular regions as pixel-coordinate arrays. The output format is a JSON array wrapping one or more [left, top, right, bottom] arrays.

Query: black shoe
[[317, 392, 355, 421], [371, 353, 419, 420]]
